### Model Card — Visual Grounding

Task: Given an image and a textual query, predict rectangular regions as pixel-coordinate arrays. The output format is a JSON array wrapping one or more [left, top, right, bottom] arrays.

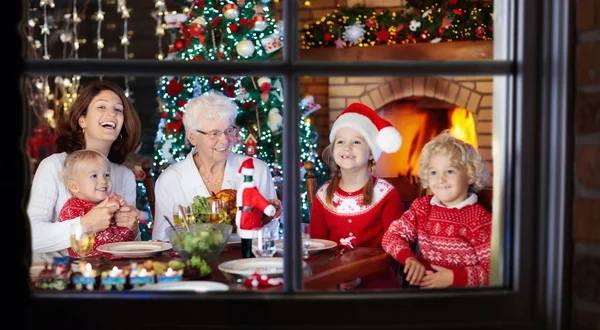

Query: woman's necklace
[[199, 163, 225, 188]]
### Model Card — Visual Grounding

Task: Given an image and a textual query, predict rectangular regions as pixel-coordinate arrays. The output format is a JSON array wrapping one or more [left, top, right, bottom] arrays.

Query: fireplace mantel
[[299, 40, 493, 61]]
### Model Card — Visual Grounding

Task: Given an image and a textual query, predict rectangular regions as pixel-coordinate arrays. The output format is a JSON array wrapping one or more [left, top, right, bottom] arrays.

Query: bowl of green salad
[[167, 223, 233, 263]]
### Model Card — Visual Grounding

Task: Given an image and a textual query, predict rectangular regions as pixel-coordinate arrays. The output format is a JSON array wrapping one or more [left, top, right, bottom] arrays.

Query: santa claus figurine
[[236, 158, 277, 258]]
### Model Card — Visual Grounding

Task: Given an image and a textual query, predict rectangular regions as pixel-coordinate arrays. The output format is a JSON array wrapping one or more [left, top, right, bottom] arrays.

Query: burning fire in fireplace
[[375, 101, 479, 181]]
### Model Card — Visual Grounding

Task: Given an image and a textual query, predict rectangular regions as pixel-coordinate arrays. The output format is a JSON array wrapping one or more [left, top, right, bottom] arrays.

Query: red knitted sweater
[[58, 197, 135, 257], [382, 195, 492, 287]]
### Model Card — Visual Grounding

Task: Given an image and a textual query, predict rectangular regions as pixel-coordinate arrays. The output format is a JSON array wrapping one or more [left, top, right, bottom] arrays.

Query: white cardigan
[[27, 152, 137, 262], [152, 150, 277, 241]]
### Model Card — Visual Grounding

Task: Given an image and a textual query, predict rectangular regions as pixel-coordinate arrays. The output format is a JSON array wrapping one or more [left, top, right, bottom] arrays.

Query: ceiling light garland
[[39, 0, 54, 59]]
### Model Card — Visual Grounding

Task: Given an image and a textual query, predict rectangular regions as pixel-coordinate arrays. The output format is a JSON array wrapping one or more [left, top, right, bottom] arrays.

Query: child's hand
[[419, 265, 453, 289], [81, 197, 120, 233], [404, 257, 426, 286], [108, 192, 127, 207], [339, 277, 361, 291]]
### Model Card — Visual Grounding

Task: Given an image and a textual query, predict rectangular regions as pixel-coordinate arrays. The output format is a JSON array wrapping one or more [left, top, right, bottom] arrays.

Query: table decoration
[[101, 266, 127, 290], [156, 267, 183, 283], [128, 262, 155, 287], [71, 262, 97, 291], [242, 272, 284, 288]]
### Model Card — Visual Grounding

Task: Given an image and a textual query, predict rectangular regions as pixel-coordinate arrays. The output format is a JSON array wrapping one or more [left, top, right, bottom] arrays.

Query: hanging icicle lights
[[117, 0, 132, 97], [154, 0, 168, 60]]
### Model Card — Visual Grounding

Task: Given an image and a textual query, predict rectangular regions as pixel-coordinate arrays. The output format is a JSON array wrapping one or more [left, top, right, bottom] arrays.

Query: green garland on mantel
[[301, 0, 493, 49]]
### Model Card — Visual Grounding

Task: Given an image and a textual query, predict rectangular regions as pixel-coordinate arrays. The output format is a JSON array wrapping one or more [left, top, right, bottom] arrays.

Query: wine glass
[[70, 223, 95, 259], [301, 223, 311, 259], [252, 226, 277, 257], [208, 199, 228, 224], [173, 204, 195, 226]]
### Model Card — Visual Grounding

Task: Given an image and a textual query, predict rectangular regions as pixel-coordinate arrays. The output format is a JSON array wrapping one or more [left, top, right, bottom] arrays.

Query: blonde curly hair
[[417, 130, 488, 192]]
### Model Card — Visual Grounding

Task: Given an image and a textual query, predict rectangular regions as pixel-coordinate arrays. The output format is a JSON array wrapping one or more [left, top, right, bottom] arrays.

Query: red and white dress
[[382, 194, 492, 287], [58, 197, 135, 258], [310, 177, 404, 289]]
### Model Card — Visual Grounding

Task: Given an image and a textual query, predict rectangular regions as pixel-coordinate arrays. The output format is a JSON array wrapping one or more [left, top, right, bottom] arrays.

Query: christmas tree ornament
[[254, 4, 265, 14], [257, 77, 272, 102], [235, 86, 249, 101], [164, 13, 187, 29], [235, 158, 277, 258], [223, 3, 239, 20], [192, 16, 207, 27], [244, 133, 257, 156], [343, 22, 366, 44], [236, 0, 246, 6], [189, 23, 205, 37], [260, 0, 271, 3], [260, 33, 283, 54], [166, 78, 184, 96], [253, 14, 267, 31], [174, 38, 186, 51], [277, 20, 284, 36], [236, 37, 255, 57], [300, 95, 322, 119], [267, 108, 283, 132]]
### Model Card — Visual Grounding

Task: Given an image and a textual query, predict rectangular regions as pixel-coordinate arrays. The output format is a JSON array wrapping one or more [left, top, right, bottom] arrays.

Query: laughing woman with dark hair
[[27, 80, 142, 262]]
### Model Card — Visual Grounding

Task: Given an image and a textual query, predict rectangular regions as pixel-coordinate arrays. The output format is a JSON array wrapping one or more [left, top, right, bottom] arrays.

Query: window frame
[[20, 0, 573, 329]]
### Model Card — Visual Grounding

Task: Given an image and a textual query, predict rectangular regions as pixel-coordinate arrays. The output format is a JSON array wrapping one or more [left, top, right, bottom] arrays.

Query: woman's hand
[[114, 204, 140, 235], [81, 197, 120, 233], [339, 277, 361, 291], [419, 265, 453, 289], [404, 257, 426, 286]]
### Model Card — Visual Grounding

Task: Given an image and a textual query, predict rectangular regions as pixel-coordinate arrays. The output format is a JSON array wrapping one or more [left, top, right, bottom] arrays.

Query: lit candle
[[109, 266, 121, 278], [83, 263, 94, 277], [165, 267, 174, 277]]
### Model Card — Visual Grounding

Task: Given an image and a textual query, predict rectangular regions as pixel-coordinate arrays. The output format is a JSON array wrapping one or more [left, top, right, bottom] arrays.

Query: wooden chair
[[304, 161, 317, 211]]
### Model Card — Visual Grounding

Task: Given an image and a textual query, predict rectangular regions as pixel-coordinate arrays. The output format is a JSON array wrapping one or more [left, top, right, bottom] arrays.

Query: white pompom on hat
[[238, 158, 255, 176], [329, 103, 402, 161]]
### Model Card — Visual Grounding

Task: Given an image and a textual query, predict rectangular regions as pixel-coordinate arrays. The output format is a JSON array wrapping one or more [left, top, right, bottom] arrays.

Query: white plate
[[218, 257, 306, 277], [96, 241, 172, 258], [227, 233, 241, 246], [131, 281, 229, 292], [270, 239, 337, 254]]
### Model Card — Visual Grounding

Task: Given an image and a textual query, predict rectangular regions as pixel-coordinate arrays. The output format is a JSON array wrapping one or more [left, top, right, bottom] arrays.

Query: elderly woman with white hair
[[152, 90, 280, 242]]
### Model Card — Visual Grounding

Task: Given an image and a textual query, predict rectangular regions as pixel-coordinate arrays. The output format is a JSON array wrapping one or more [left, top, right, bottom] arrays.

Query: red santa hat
[[329, 103, 402, 161], [238, 158, 255, 176]]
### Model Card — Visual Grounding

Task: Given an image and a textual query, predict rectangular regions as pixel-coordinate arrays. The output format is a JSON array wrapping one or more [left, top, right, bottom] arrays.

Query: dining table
[[30, 244, 395, 292]]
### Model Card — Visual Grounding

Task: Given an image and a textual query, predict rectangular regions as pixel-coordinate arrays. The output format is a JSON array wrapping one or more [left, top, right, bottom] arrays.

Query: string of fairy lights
[[117, 0, 131, 97], [154, 0, 168, 60], [95, 0, 105, 58]]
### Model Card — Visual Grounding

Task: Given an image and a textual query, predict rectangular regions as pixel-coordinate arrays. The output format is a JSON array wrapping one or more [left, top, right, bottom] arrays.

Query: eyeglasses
[[195, 126, 239, 139]]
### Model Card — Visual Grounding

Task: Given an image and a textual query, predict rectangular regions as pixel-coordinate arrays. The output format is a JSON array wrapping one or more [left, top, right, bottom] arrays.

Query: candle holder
[[101, 266, 127, 291], [156, 267, 183, 283], [128, 262, 156, 288], [71, 261, 98, 291]]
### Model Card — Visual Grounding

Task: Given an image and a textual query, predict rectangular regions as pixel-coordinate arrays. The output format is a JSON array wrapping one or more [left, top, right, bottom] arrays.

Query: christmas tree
[[152, 0, 327, 224]]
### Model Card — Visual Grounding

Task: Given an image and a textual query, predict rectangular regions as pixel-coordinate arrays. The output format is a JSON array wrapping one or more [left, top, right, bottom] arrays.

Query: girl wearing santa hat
[[382, 131, 491, 288], [310, 102, 404, 290]]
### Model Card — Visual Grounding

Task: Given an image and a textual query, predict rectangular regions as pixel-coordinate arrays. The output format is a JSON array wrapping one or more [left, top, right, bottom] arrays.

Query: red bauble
[[166, 79, 184, 97], [323, 32, 332, 42], [174, 38, 186, 51], [229, 23, 239, 33], [177, 99, 187, 107], [189, 24, 205, 37]]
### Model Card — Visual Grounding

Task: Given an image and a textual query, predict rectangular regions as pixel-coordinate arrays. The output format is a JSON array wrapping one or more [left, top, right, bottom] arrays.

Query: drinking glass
[[208, 199, 228, 224], [252, 226, 277, 257], [301, 223, 311, 259], [173, 204, 195, 225], [70, 223, 95, 259]]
